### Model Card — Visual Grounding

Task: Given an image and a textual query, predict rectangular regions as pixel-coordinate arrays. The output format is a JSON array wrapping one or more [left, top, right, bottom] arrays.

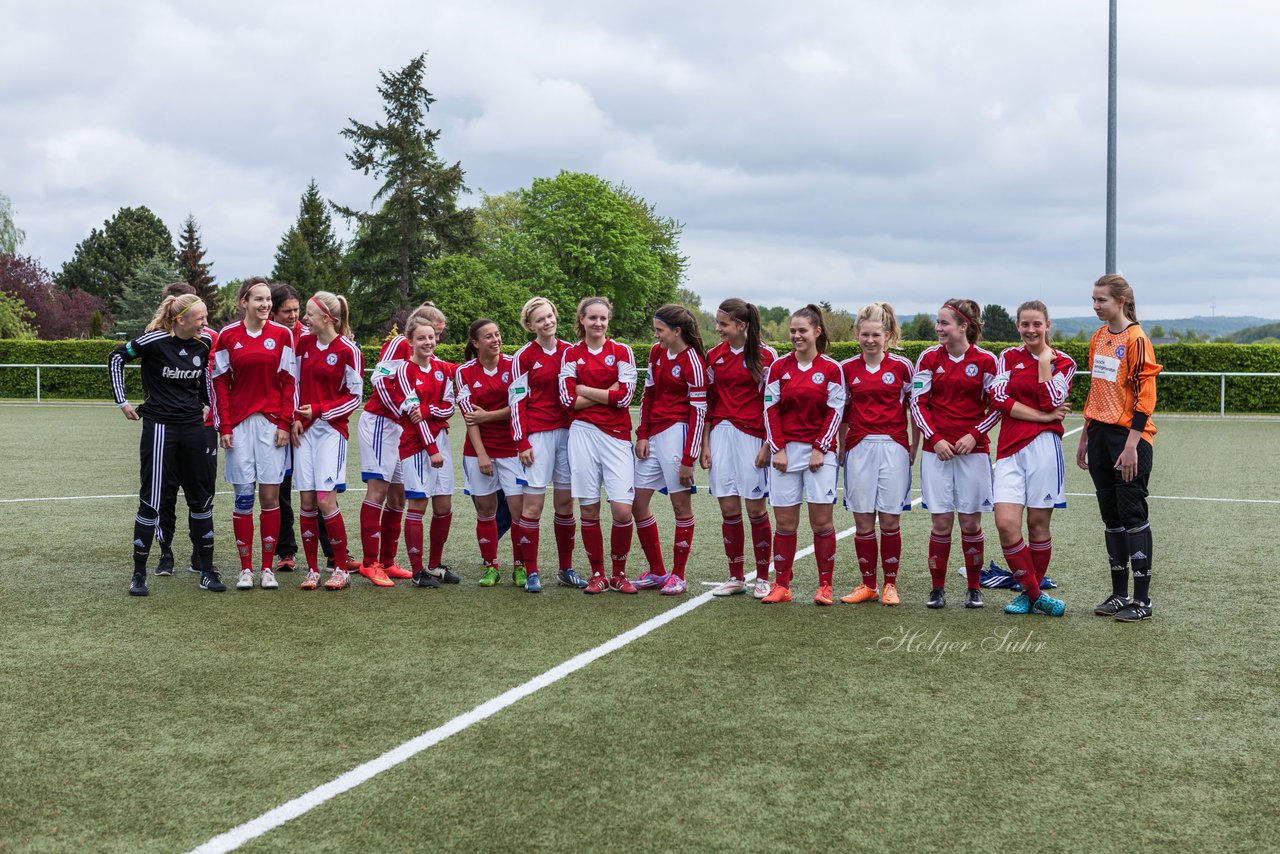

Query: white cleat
[[752, 578, 772, 599], [712, 578, 748, 597], [260, 568, 279, 590], [235, 569, 254, 590]]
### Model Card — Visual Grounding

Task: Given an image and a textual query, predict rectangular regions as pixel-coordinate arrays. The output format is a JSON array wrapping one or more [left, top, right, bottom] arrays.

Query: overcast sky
[[3, 0, 1278, 320]]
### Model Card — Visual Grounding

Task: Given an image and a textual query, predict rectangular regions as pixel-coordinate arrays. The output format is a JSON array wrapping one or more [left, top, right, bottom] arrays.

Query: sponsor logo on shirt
[[162, 367, 203, 380]]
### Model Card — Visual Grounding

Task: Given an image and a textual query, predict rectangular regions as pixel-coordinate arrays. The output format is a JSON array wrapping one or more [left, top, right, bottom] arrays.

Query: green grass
[[1, 404, 1278, 852]]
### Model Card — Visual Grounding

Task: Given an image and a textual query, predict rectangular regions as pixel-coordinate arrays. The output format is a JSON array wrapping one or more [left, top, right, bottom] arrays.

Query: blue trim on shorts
[[405, 489, 427, 500], [362, 471, 387, 483]]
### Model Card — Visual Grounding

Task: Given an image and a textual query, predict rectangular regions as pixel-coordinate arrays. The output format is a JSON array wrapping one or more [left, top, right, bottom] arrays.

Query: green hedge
[[3, 338, 1279, 413]]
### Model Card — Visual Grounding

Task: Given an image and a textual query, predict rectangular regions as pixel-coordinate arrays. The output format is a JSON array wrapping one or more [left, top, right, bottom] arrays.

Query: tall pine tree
[[272, 179, 343, 295], [177, 214, 218, 315]]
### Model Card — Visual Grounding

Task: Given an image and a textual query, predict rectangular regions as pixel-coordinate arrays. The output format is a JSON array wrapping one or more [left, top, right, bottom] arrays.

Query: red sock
[[722, 515, 746, 580], [928, 533, 951, 589], [581, 517, 604, 577], [881, 528, 902, 585], [854, 531, 878, 588], [477, 515, 499, 566], [378, 506, 403, 567], [259, 506, 280, 572], [517, 518, 540, 576], [323, 509, 348, 570], [1003, 539, 1040, 600], [1029, 538, 1052, 584], [814, 528, 836, 586], [962, 531, 985, 590], [232, 511, 254, 571], [359, 500, 382, 565], [300, 509, 320, 571], [404, 509, 425, 571], [635, 515, 666, 575], [554, 513, 576, 571], [749, 513, 772, 581], [428, 511, 451, 568], [610, 520, 634, 578], [773, 530, 797, 588], [672, 516, 694, 578]]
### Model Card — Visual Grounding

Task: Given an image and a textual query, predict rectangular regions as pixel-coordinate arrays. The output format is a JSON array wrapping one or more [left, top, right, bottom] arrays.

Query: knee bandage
[[233, 484, 256, 513]]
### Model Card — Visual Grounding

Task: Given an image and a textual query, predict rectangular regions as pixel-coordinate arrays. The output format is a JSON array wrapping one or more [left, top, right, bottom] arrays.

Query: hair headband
[[310, 296, 336, 324]]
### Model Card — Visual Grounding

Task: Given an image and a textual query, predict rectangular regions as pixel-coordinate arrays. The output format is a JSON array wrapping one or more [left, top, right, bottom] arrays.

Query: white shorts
[[521, 428, 571, 492], [403, 430, 455, 499], [707, 422, 768, 500], [463, 454, 524, 497], [358, 411, 404, 484], [993, 431, 1066, 509], [568, 421, 635, 505], [920, 450, 993, 514], [769, 441, 837, 508], [635, 423, 695, 495], [293, 419, 347, 494], [843, 435, 912, 514], [224, 413, 288, 486]]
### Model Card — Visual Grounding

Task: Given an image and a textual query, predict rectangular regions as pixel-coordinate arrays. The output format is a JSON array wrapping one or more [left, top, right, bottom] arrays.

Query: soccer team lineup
[[111, 272, 1160, 622]]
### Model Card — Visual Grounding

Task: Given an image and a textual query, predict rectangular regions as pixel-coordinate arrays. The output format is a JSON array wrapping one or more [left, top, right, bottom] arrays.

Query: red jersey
[[295, 333, 364, 438], [211, 319, 296, 434], [988, 346, 1077, 459], [426, 357, 458, 437], [637, 344, 708, 466], [396, 358, 456, 459], [456, 356, 519, 458], [509, 339, 573, 451], [558, 339, 637, 441], [910, 344, 1000, 453], [705, 342, 778, 440], [841, 352, 915, 451], [365, 335, 413, 419], [763, 352, 845, 453]]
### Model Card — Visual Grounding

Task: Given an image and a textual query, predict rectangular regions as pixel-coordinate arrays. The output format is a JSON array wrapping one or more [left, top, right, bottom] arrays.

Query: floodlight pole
[[1105, 0, 1118, 274]]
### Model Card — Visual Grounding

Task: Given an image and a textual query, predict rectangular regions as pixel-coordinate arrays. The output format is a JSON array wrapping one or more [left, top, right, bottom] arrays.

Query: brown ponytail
[[718, 298, 764, 382]]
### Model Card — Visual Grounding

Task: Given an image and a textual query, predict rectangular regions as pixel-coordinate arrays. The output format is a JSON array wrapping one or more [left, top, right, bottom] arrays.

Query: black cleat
[[964, 588, 984, 609], [1114, 599, 1152, 622], [412, 570, 440, 588], [129, 572, 150, 597], [155, 553, 175, 577], [200, 570, 227, 592], [430, 565, 460, 584], [926, 588, 946, 609], [1094, 594, 1129, 616]]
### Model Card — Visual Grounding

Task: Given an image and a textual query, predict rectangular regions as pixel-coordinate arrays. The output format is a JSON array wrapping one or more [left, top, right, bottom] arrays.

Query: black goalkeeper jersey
[[109, 329, 214, 425]]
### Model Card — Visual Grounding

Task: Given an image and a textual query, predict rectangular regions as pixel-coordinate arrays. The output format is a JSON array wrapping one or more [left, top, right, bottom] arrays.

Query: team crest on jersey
[[326, 353, 338, 366], [192, 356, 202, 367], [264, 338, 277, 351], [604, 354, 616, 366], [812, 372, 825, 384], [672, 365, 682, 378], [434, 370, 445, 381], [1115, 345, 1126, 358], [882, 371, 895, 384], [964, 363, 978, 377], [502, 371, 510, 383]]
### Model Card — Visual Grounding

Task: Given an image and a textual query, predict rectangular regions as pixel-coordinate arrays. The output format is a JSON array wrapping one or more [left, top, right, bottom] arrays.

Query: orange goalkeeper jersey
[[1084, 322, 1162, 442]]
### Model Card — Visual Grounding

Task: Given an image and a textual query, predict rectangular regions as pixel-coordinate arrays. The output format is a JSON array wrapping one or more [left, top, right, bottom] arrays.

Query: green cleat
[[513, 567, 527, 588], [479, 565, 500, 587]]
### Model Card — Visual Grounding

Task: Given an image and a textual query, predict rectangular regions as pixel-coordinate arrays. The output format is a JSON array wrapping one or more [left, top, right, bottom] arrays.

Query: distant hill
[[1223, 322, 1280, 344], [1049, 315, 1275, 339]]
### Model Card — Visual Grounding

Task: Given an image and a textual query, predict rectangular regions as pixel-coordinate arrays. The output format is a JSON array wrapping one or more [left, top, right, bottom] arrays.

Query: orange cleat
[[323, 568, 350, 590], [840, 584, 880, 604], [382, 562, 413, 579], [345, 557, 362, 572], [299, 570, 321, 590], [881, 583, 900, 606], [761, 584, 793, 604], [358, 562, 395, 587], [814, 584, 834, 606]]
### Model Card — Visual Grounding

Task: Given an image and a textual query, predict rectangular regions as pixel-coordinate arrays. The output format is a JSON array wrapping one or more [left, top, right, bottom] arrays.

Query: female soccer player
[[270, 283, 313, 574], [1076, 274, 1162, 622], [989, 300, 1074, 616], [910, 299, 1000, 610], [291, 291, 364, 591], [458, 318, 527, 588], [212, 277, 296, 591], [701, 298, 777, 598], [838, 302, 918, 607], [761, 305, 846, 605], [631, 304, 709, 596], [111, 293, 223, 596], [509, 297, 585, 591], [558, 296, 640, 595]]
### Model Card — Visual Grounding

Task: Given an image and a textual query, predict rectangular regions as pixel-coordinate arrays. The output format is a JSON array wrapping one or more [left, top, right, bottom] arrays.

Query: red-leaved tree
[[0, 253, 112, 339]]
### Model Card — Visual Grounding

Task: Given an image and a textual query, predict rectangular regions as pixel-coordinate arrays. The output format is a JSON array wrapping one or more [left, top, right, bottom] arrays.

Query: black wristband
[[1130, 411, 1149, 434]]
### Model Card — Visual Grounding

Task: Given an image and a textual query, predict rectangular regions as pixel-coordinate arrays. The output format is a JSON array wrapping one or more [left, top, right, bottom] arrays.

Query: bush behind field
[[2, 338, 1280, 413]]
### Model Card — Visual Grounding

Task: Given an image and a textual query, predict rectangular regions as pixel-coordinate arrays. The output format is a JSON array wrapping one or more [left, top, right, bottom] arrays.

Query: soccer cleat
[[479, 565, 500, 587], [186, 558, 201, 574], [323, 569, 350, 590], [1094, 594, 1130, 616], [556, 569, 589, 589], [1004, 593, 1033, 615], [632, 570, 669, 590], [814, 584, 834, 606], [514, 567, 528, 588], [880, 583, 900, 606], [129, 572, 149, 597], [712, 578, 748, 597], [411, 569, 440, 588], [761, 585, 792, 604], [926, 588, 946, 609], [583, 575, 609, 595], [300, 570, 321, 590], [660, 575, 688, 596], [236, 569, 254, 590], [752, 578, 772, 599], [840, 584, 879, 604], [609, 575, 638, 594], [383, 563, 413, 579], [359, 562, 395, 587], [964, 588, 984, 609], [1031, 593, 1066, 617], [155, 553, 175, 577], [1114, 599, 1152, 622], [345, 557, 362, 572], [429, 565, 460, 584], [275, 554, 296, 572], [261, 568, 279, 590], [199, 570, 226, 592], [525, 571, 542, 593]]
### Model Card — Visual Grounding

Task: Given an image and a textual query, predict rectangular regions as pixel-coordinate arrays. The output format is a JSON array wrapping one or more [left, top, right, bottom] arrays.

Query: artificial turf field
[[1, 402, 1278, 853]]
